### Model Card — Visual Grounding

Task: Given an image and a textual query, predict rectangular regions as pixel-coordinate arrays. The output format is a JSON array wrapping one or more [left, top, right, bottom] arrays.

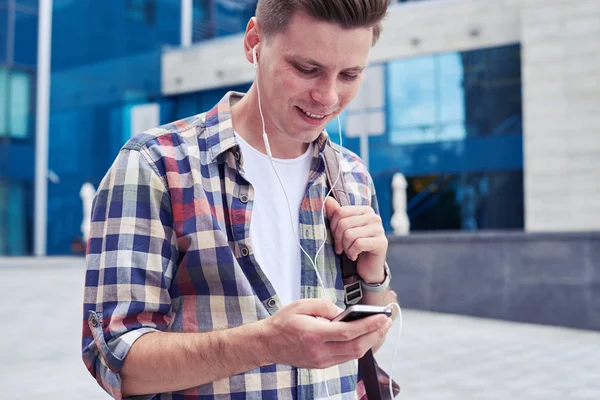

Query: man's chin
[[291, 127, 324, 144]]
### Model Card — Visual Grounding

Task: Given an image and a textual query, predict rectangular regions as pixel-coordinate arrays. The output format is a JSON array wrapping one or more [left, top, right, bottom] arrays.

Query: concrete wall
[[387, 231, 600, 331], [521, 0, 600, 232]]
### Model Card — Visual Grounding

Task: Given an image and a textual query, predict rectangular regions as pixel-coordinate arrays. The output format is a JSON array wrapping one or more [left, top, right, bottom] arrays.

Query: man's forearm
[[121, 320, 272, 397]]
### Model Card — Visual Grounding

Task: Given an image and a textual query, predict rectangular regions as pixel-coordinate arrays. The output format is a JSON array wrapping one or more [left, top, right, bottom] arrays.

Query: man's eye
[[341, 73, 359, 81], [296, 65, 316, 75]]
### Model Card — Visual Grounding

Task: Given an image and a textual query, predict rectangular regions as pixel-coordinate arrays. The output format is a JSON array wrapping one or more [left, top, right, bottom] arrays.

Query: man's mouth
[[297, 106, 327, 120]]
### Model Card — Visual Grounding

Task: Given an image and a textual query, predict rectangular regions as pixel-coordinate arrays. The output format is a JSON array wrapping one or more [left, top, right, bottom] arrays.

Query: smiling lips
[[297, 106, 327, 120]]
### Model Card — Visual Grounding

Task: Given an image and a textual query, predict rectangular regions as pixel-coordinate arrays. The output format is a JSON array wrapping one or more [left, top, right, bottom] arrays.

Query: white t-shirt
[[235, 132, 313, 306]]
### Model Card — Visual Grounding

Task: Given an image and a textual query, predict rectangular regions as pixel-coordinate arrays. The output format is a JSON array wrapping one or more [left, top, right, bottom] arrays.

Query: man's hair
[[255, 0, 388, 46]]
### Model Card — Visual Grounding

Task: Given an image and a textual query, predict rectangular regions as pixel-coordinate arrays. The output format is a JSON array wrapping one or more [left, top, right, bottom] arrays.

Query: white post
[[34, 0, 53, 256], [391, 173, 410, 235], [181, 0, 193, 48], [80, 182, 96, 243]]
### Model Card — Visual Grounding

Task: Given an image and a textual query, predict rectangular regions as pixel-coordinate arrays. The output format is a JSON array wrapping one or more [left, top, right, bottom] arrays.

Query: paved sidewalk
[[1, 257, 599, 399]]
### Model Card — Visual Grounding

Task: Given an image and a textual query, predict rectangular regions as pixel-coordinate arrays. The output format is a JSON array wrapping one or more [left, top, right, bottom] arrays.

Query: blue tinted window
[[389, 55, 436, 131], [126, 0, 156, 25], [388, 44, 522, 144], [16, 0, 38, 8], [438, 53, 466, 140], [0, 68, 7, 137], [9, 70, 31, 139], [213, 0, 255, 37], [193, 0, 214, 41], [192, 0, 257, 42], [406, 170, 523, 231], [389, 54, 466, 144], [0, 180, 30, 255], [0, 5, 7, 63], [7, 181, 28, 254], [14, 10, 38, 67], [0, 68, 33, 139], [461, 46, 523, 137]]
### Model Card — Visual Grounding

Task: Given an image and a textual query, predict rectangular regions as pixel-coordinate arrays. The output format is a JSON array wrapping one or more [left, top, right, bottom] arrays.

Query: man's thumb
[[324, 196, 341, 219], [294, 299, 343, 320]]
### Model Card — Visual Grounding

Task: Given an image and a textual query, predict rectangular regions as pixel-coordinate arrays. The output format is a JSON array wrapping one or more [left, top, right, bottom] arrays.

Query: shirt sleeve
[[81, 147, 178, 400], [366, 170, 380, 216]]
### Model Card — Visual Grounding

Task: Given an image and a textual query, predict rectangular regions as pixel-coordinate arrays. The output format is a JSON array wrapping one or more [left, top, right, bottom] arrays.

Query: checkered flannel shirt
[[82, 92, 381, 399]]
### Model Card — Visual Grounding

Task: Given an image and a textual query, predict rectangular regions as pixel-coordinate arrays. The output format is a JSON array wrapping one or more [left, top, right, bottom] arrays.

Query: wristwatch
[[360, 262, 391, 293]]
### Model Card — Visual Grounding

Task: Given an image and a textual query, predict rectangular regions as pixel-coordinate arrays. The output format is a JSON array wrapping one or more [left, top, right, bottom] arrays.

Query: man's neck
[[231, 85, 310, 159]]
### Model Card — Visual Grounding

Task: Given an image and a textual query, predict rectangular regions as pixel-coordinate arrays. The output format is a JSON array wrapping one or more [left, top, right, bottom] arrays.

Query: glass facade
[[0, 180, 31, 255], [43, 0, 183, 255], [0, 0, 37, 256], [406, 170, 524, 231], [192, 0, 257, 42], [0, 67, 33, 139], [369, 44, 524, 231], [388, 53, 467, 144], [1, 1, 525, 255]]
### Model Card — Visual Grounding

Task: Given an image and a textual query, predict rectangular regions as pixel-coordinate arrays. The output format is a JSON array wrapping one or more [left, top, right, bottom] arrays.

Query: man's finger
[[290, 298, 342, 319], [322, 314, 389, 342], [326, 320, 391, 357], [333, 215, 370, 254], [348, 237, 384, 261], [341, 226, 383, 259], [328, 204, 374, 234]]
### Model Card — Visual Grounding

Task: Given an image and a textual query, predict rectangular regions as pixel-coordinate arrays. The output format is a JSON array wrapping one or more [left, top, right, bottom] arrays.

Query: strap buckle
[[344, 280, 363, 305]]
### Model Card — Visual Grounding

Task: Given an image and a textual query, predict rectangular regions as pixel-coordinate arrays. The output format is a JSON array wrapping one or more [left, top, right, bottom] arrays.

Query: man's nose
[[310, 78, 339, 110]]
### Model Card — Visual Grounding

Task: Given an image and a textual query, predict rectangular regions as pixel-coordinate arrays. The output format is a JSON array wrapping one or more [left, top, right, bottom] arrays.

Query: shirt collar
[[206, 91, 331, 162]]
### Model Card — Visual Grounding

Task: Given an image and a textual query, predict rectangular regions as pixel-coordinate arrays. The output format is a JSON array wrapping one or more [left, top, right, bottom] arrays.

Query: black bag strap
[[322, 142, 383, 400]]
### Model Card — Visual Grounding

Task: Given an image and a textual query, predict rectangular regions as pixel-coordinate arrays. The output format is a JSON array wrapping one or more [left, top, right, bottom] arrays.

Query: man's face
[[256, 12, 373, 144]]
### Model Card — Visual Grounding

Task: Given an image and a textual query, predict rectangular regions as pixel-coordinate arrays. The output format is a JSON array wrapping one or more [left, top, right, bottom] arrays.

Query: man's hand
[[263, 299, 392, 369], [324, 197, 388, 284]]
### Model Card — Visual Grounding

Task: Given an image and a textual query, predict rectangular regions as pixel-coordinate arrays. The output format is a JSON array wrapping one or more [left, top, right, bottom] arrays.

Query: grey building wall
[[388, 231, 600, 331], [522, 0, 600, 232]]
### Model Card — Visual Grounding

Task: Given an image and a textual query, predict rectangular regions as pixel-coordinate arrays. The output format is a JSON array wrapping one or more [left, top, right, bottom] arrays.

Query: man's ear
[[243, 17, 261, 66]]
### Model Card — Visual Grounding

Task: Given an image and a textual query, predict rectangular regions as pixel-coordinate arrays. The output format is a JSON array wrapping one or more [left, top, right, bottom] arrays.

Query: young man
[[82, 0, 394, 398]]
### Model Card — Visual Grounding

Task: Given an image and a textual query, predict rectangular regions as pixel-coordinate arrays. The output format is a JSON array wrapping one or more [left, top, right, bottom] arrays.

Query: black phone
[[331, 304, 393, 322]]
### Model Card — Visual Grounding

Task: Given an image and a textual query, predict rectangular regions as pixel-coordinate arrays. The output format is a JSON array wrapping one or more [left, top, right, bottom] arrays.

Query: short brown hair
[[256, 0, 388, 46]]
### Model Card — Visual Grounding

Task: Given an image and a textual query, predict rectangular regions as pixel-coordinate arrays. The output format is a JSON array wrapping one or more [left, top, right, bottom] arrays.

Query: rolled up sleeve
[[82, 147, 177, 399]]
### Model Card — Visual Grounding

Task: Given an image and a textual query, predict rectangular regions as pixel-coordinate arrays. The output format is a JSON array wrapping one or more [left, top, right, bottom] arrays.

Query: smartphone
[[331, 304, 393, 322]]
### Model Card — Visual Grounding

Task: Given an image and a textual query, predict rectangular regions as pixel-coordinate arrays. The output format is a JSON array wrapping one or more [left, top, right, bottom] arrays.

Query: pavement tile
[[1, 257, 600, 400]]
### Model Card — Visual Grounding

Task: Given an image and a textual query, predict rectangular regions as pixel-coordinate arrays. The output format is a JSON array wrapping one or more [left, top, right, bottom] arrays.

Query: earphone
[[251, 44, 402, 400], [253, 45, 274, 158], [253, 44, 259, 70]]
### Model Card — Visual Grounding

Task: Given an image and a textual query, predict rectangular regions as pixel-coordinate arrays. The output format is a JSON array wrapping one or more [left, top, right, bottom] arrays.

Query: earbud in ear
[[252, 45, 258, 69]]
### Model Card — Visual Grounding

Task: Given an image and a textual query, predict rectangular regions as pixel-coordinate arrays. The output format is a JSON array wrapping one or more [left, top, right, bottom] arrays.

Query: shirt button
[[240, 195, 249, 203], [267, 298, 277, 308], [234, 151, 241, 161], [241, 246, 249, 257]]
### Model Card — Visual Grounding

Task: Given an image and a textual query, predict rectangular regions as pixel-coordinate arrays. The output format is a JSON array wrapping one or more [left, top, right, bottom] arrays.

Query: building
[[0, 0, 598, 258]]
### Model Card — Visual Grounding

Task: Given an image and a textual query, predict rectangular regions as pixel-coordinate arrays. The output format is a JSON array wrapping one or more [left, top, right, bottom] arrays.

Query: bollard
[[391, 173, 410, 236]]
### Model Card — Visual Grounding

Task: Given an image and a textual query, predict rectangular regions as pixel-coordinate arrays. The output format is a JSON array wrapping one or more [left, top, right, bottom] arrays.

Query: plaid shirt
[[82, 92, 381, 400]]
